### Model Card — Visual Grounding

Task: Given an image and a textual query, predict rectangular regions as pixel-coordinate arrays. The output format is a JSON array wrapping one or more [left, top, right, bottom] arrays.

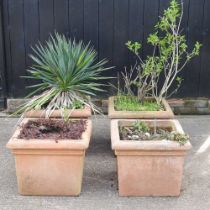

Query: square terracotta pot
[[111, 119, 192, 196], [24, 105, 91, 118], [108, 96, 174, 119], [6, 118, 92, 196]]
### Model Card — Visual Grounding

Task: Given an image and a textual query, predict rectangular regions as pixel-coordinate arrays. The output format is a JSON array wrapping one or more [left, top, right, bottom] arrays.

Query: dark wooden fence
[[0, 0, 210, 107]]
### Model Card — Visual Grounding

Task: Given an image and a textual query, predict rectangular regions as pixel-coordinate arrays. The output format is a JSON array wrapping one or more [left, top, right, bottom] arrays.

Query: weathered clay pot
[[108, 96, 174, 119], [24, 105, 91, 118], [111, 119, 191, 196], [6, 118, 92, 196]]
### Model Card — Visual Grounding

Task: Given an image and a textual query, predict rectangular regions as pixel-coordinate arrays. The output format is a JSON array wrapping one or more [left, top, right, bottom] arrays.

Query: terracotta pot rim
[[111, 119, 192, 151], [108, 96, 174, 119], [6, 118, 92, 150], [24, 105, 92, 118]]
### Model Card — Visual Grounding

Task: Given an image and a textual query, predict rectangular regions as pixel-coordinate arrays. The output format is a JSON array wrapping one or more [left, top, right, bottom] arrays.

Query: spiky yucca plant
[[17, 33, 112, 117]]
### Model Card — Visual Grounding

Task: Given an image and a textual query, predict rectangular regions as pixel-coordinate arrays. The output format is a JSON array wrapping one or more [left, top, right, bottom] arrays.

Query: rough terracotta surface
[[6, 118, 92, 196], [24, 106, 91, 118], [108, 96, 174, 119], [111, 119, 192, 197]]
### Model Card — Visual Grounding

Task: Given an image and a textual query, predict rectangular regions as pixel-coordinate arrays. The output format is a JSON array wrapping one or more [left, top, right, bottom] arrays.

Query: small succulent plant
[[120, 120, 189, 145]]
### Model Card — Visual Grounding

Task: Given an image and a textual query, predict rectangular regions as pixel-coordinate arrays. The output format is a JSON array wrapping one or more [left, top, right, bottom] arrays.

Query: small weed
[[72, 100, 84, 109], [133, 121, 150, 133]]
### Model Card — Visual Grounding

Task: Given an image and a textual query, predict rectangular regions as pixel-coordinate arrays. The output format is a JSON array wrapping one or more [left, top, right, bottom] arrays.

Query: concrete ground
[[0, 116, 210, 210]]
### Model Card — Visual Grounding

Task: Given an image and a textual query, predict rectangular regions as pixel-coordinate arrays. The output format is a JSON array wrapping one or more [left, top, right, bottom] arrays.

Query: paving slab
[[0, 116, 210, 210]]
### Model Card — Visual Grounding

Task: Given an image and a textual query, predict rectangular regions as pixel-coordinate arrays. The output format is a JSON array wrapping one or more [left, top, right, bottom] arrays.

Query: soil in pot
[[19, 119, 87, 140], [120, 121, 189, 145], [114, 95, 164, 111]]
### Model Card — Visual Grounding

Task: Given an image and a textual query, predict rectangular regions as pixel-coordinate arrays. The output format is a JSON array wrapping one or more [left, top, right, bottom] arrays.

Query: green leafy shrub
[[119, 0, 202, 105]]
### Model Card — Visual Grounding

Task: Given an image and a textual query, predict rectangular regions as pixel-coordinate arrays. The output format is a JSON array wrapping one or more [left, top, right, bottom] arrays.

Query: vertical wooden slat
[[181, 0, 190, 33], [2, 0, 12, 97], [98, 0, 113, 64], [128, 0, 144, 65], [0, 0, 6, 108], [199, 0, 210, 97], [69, 0, 84, 40], [183, 0, 205, 97], [98, 0, 114, 95], [84, 0, 99, 50], [24, 0, 39, 88], [8, 0, 26, 97], [159, 0, 169, 13], [113, 0, 129, 74], [39, 0, 54, 42], [54, 0, 69, 35], [176, 0, 190, 97], [143, 0, 159, 58]]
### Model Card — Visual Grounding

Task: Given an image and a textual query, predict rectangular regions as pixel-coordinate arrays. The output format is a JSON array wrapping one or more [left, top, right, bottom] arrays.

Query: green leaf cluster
[[126, 41, 141, 55], [132, 121, 150, 133]]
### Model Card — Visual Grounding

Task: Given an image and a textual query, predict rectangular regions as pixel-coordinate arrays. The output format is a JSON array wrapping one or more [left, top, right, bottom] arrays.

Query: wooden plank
[[98, 0, 114, 95], [199, 0, 210, 97], [113, 0, 129, 73], [181, 0, 190, 34], [8, 0, 26, 97], [159, 0, 169, 12], [54, 0, 69, 35], [98, 0, 113, 65], [128, 0, 144, 65], [84, 0, 99, 50], [176, 0, 190, 97], [2, 0, 12, 97], [69, 0, 84, 41], [0, 0, 6, 106], [182, 0, 205, 97], [39, 0, 54, 42], [143, 0, 159, 58], [24, 0, 39, 88]]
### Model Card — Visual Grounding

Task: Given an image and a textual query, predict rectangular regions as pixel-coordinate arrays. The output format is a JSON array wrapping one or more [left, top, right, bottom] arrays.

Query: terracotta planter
[[6, 118, 92, 196], [108, 96, 174, 119], [111, 119, 191, 196], [24, 105, 91, 118]]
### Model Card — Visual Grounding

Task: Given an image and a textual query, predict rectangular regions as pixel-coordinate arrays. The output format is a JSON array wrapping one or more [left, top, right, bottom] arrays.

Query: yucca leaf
[[15, 32, 114, 117]]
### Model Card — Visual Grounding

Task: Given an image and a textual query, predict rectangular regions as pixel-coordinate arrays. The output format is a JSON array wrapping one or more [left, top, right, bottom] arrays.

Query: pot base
[[117, 152, 185, 196], [15, 151, 84, 196]]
